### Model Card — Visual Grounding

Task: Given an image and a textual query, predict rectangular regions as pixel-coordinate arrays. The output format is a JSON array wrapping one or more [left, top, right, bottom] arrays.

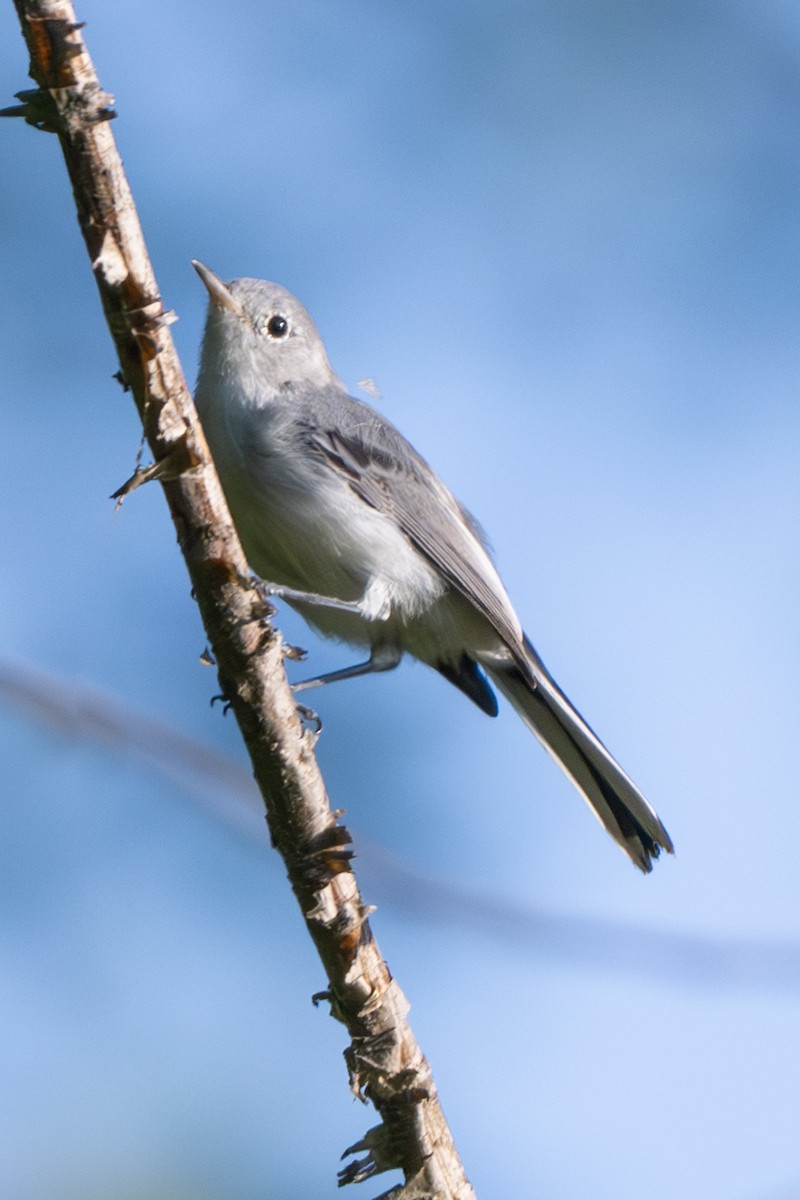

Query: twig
[[4, 3, 476, 1195]]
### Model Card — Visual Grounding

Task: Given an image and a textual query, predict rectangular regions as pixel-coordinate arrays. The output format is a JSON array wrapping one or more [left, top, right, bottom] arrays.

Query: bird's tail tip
[[488, 656, 674, 873]]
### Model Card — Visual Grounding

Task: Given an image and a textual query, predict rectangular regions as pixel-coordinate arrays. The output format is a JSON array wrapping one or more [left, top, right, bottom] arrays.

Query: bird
[[192, 260, 673, 872]]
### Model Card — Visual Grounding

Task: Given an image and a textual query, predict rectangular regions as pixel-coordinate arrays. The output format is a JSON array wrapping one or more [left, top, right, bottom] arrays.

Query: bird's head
[[193, 260, 337, 395]]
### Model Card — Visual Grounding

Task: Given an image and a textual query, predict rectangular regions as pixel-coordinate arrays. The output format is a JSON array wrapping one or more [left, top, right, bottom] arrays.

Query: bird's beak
[[191, 259, 245, 316]]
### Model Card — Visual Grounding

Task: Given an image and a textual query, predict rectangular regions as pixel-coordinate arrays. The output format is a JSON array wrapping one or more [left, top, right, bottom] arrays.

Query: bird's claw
[[295, 702, 322, 735], [250, 574, 280, 617]]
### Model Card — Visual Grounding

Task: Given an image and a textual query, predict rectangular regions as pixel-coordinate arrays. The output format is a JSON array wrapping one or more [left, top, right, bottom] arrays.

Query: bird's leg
[[253, 574, 399, 689], [254, 575, 393, 622], [255, 578, 367, 617], [292, 644, 402, 692], [274, 583, 364, 615]]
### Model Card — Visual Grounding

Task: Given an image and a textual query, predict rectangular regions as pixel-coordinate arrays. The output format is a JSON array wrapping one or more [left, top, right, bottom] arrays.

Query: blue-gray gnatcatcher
[[192, 260, 673, 872]]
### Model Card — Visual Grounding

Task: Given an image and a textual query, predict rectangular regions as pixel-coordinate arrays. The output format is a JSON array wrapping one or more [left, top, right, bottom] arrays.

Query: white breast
[[196, 376, 446, 640]]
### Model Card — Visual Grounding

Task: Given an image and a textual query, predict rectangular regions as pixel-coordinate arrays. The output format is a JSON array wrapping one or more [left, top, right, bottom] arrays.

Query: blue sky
[[2, 2, 800, 1197]]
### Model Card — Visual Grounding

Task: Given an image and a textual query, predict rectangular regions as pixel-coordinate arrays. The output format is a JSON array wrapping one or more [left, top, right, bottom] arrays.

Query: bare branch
[[4, 3, 476, 1195]]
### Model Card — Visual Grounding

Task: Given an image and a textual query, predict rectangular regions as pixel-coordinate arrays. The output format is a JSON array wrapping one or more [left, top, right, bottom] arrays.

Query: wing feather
[[297, 396, 524, 652]]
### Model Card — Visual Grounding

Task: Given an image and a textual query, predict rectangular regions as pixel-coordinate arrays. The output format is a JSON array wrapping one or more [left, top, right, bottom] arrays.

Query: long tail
[[485, 637, 673, 872]]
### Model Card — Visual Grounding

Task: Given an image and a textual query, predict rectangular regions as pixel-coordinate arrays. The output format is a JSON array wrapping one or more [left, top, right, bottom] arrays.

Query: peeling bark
[[4, 3, 477, 1197]]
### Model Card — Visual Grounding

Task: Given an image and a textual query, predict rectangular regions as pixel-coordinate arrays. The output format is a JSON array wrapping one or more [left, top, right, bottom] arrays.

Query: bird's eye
[[265, 314, 289, 339]]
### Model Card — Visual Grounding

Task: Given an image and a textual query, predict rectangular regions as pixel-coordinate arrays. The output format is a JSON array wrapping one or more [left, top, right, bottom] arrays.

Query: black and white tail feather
[[486, 639, 672, 873]]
